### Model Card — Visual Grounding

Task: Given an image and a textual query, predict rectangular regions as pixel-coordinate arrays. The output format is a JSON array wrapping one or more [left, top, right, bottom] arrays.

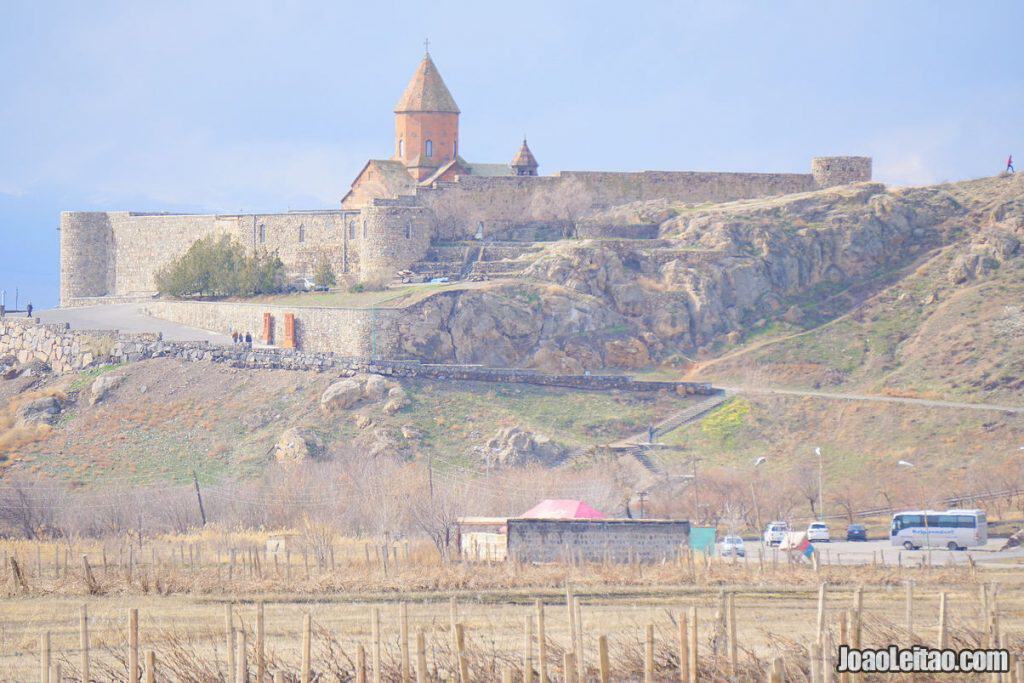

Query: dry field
[[1, 536, 1022, 681]]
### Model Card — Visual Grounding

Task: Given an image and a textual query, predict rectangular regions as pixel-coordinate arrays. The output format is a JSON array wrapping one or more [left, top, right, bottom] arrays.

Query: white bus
[[889, 509, 988, 550]]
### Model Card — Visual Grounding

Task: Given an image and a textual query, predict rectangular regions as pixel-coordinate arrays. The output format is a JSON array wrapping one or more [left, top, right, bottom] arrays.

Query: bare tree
[[529, 176, 597, 239]]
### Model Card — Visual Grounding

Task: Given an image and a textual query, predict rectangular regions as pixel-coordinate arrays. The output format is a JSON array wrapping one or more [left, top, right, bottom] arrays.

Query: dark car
[[846, 524, 868, 541]]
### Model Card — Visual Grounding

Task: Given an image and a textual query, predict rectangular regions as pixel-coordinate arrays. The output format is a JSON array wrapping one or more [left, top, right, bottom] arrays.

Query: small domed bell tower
[[511, 138, 539, 176]]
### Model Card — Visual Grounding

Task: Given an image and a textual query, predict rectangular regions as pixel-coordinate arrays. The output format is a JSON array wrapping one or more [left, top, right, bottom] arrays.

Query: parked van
[[890, 509, 987, 550], [763, 521, 789, 546]]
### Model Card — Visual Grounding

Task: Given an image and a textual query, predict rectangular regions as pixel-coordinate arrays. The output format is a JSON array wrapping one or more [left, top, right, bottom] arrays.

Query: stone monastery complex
[[59, 51, 871, 309]]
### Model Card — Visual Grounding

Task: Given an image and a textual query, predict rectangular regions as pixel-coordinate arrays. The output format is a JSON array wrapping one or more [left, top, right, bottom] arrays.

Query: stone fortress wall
[[60, 204, 431, 306], [59, 156, 870, 304], [416, 156, 871, 239], [0, 316, 717, 395]]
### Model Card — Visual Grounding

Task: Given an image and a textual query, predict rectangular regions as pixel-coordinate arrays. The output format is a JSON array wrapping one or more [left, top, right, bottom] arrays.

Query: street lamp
[[815, 447, 823, 522], [752, 456, 766, 536], [895, 459, 932, 554]]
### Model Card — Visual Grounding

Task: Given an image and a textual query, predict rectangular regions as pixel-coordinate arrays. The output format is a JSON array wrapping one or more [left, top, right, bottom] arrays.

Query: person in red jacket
[[1008, 154, 1015, 174]]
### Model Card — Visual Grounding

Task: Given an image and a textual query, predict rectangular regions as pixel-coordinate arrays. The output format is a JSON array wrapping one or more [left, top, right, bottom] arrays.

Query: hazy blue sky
[[2, 1, 1021, 308]]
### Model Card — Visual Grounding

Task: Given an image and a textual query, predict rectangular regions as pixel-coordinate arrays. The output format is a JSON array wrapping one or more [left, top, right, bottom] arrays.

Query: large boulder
[[483, 426, 568, 467], [0, 355, 17, 380], [17, 396, 61, 426], [363, 374, 390, 401], [273, 427, 325, 463], [89, 374, 123, 405], [320, 378, 364, 412]]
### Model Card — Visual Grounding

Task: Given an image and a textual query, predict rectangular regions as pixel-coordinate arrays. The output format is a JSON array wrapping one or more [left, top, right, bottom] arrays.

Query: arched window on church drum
[[298, 224, 305, 243], [398, 139, 404, 157], [425, 139, 433, 158]]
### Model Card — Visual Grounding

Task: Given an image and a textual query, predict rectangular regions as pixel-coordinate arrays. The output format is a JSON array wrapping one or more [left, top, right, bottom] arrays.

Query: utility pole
[[428, 456, 434, 504], [192, 470, 207, 527]]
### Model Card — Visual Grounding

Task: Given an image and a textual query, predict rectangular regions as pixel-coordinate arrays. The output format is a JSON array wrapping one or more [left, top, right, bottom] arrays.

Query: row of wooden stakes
[[29, 580, 1022, 683]]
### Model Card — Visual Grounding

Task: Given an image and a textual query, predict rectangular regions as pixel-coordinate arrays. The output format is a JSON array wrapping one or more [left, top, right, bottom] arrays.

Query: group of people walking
[[231, 331, 253, 346]]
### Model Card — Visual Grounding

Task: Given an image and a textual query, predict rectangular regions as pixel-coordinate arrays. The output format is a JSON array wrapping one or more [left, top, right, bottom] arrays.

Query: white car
[[719, 535, 746, 557], [807, 522, 830, 542], [763, 522, 789, 546]]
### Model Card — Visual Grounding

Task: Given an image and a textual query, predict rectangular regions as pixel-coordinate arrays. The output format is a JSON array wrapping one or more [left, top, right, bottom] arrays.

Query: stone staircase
[[396, 241, 546, 284]]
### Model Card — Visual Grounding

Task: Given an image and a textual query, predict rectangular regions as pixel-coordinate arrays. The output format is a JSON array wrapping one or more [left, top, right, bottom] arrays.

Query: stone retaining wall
[[143, 300, 402, 357], [0, 317, 718, 395]]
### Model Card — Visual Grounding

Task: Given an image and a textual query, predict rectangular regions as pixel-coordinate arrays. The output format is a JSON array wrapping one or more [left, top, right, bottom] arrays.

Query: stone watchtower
[[511, 138, 539, 176], [393, 51, 460, 181]]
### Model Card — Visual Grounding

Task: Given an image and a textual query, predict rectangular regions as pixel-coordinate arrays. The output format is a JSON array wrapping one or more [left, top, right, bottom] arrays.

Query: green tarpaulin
[[689, 526, 717, 552]]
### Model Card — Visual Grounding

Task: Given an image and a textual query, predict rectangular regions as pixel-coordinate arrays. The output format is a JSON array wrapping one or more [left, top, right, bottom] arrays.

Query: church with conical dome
[[342, 50, 539, 208]]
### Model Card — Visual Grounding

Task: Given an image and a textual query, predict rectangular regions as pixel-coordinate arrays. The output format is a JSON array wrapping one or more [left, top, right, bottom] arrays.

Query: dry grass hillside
[[688, 175, 1024, 405], [0, 358, 693, 485]]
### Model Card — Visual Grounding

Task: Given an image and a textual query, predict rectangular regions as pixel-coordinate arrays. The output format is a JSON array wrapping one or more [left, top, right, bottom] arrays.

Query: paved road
[[725, 538, 1024, 566], [37, 304, 231, 344], [720, 384, 1024, 414]]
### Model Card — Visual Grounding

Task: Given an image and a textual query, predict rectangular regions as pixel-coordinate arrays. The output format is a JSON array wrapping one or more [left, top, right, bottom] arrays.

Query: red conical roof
[[395, 53, 460, 114]]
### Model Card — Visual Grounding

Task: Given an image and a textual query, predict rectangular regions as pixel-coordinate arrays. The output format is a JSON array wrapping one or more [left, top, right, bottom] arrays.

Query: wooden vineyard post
[[810, 642, 822, 683], [356, 644, 367, 683], [80, 604, 90, 683], [816, 582, 828, 647], [145, 650, 156, 683], [574, 597, 585, 681], [769, 657, 785, 683], [416, 630, 428, 683], [237, 628, 248, 683], [839, 611, 849, 683], [39, 631, 50, 683], [128, 608, 140, 683], [372, 607, 382, 683], [728, 593, 738, 677], [536, 600, 547, 683], [852, 586, 864, 650], [905, 580, 914, 645], [456, 623, 469, 683], [938, 592, 948, 649], [598, 634, 610, 683], [400, 602, 411, 683], [502, 667, 514, 683], [226, 603, 236, 683], [302, 612, 312, 683], [678, 609, 689, 683], [563, 652, 577, 683], [565, 583, 577, 669], [644, 623, 655, 683], [50, 663, 61, 683], [688, 606, 698, 683], [256, 601, 266, 683], [523, 612, 534, 683]]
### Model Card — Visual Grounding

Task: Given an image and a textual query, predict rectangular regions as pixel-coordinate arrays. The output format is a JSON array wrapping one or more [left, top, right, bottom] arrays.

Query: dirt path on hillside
[[719, 384, 1024, 414]]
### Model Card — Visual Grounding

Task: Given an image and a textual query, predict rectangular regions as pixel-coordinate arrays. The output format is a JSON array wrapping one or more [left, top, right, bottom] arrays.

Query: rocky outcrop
[[320, 377, 364, 411], [89, 374, 123, 405], [17, 396, 62, 426], [320, 373, 409, 415], [482, 426, 568, 467], [393, 182, 980, 369], [274, 427, 325, 463]]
